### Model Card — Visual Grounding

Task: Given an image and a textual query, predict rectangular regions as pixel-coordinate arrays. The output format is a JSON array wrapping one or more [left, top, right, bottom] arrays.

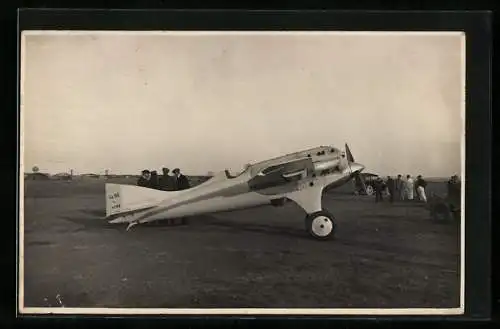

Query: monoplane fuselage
[[105, 144, 365, 239]]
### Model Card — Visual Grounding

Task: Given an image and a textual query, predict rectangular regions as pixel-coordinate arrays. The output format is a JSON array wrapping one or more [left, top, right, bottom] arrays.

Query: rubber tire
[[305, 210, 336, 241], [365, 185, 374, 196]]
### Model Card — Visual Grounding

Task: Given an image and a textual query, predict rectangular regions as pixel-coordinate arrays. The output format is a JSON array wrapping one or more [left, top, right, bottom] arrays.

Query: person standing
[[395, 174, 404, 201], [172, 168, 190, 190], [415, 175, 428, 202], [447, 175, 456, 199], [149, 171, 160, 189], [386, 176, 395, 203], [159, 167, 174, 191], [448, 175, 461, 212], [405, 175, 415, 201], [374, 177, 385, 203], [171, 168, 190, 225], [137, 170, 151, 187]]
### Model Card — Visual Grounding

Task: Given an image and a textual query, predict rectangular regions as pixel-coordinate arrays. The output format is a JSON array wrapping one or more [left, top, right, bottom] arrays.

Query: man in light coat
[[415, 175, 428, 202], [405, 174, 415, 200]]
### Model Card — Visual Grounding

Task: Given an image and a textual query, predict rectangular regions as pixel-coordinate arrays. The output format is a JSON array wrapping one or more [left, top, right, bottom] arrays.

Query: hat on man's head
[[142, 169, 150, 174], [172, 168, 180, 174]]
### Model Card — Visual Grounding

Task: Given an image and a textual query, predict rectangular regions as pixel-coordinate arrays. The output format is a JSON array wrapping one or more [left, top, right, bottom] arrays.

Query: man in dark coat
[[149, 171, 160, 189], [159, 167, 174, 191], [447, 175, 461, 211], [171, 168, 191, 225], [172, 168, 190, 191], [394, 174, 403, 201], [386, 176, 395, 203], [447, 175, 455, 196], [374, 177, 385, 202], [137, 170, 151, 187]]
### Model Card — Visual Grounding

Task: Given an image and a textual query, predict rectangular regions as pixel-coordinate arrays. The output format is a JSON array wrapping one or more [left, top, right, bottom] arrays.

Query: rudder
[[105, 183, 124, 217], [105, 183, 177, 219]]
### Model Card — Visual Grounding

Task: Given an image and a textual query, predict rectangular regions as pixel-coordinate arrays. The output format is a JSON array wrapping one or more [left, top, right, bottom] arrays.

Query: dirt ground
[[21, 178, 460, 309]]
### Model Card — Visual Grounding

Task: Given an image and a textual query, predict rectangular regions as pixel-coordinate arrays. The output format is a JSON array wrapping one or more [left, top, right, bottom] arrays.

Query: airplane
[[104, 144, 365, 240]]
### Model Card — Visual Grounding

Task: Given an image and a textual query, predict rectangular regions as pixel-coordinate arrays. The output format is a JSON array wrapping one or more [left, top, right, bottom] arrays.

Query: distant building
[[81, 173, 100, 179], [52, 172, 72, 180], [25, 172, 50, 180]]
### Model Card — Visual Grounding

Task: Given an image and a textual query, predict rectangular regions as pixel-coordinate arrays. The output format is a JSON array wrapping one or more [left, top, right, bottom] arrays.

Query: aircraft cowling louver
[[104, 145, 365, 240]]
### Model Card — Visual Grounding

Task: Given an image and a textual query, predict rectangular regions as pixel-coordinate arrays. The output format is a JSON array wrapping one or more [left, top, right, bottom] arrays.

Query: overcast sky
[[21, 31, 464, 176]]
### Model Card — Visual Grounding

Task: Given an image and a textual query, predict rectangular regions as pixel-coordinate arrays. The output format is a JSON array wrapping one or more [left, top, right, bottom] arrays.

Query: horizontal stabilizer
[[105, 206, 156, 223]]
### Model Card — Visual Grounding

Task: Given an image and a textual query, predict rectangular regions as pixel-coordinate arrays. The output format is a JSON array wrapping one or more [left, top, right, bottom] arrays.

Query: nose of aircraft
[[349, 162, 365, 174], [342, 162, 365, 176], [342, 143, 364, 174]]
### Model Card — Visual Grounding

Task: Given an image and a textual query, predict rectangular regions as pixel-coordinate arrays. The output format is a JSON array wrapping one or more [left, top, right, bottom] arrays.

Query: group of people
[[372, 174, 428, 203], [137, 167, 190, 191]]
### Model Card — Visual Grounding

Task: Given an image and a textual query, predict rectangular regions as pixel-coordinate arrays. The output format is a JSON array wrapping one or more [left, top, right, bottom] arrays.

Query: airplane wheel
[[365, 185, 374, 195], [305, 210, 336, 240]]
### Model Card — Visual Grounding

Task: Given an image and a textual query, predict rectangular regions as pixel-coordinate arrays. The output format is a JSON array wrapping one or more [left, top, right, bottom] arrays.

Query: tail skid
[[126, 221, 139, 231]]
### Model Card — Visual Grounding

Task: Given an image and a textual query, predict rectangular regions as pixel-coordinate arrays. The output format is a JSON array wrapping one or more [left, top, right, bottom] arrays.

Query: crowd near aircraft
[[104, 144, 365, 240]]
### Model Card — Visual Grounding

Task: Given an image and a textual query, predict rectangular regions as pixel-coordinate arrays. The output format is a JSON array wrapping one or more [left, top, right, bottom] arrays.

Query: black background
[[2, 2, 496, 328]]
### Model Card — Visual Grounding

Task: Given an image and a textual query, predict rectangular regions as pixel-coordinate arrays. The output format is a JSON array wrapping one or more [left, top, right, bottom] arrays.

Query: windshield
[[225, 164, 251, 178]]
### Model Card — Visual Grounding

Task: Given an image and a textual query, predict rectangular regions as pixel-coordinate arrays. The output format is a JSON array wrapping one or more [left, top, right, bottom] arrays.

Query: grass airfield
[[21, 177, 460, 310]]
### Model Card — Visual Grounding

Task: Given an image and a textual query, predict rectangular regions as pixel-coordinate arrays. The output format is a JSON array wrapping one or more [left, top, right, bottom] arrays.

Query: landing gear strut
[[305, 210, 336, 240]]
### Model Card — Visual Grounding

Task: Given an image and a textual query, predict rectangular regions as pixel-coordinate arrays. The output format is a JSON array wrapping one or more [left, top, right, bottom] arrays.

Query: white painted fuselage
[[105, 145, 365, 226], [106, 171, 271, 224]]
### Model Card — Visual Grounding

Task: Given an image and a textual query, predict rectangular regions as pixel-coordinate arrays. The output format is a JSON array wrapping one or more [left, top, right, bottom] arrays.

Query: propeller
[[345, 143, 368, 195], [345, 143, 355, 166]]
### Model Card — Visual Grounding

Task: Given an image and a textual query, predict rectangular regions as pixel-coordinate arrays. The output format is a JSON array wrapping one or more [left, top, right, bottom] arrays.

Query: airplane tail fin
[[105, 183, 170, 219], [105, 183, 123, 217]]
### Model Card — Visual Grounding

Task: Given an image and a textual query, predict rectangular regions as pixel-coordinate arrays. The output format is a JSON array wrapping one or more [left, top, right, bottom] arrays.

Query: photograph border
[[16, 9, 492, 320]]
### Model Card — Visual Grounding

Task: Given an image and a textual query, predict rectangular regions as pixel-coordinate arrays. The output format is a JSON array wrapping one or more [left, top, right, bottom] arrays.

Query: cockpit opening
[[224, 164, 251, 179]]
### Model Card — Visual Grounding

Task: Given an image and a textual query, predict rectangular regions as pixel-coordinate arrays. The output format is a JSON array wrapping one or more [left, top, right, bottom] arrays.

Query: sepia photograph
[[19, 30, 465, 315]]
